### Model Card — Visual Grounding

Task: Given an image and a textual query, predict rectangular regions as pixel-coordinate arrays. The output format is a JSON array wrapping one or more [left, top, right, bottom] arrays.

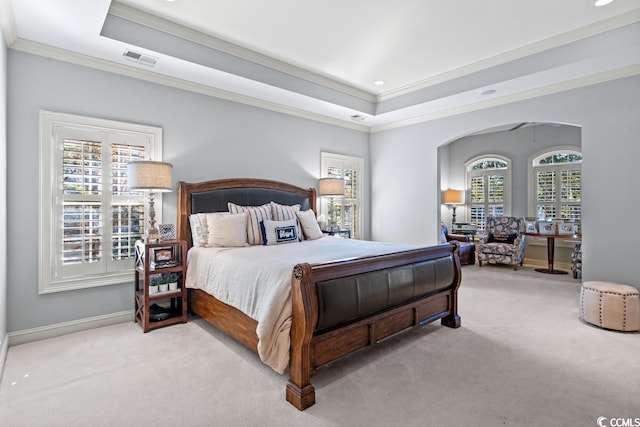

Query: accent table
[[524, 232, 581, 274]]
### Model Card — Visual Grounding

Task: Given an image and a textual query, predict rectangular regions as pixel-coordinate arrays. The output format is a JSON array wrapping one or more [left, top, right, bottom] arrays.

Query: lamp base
[[145, 231, 163, 244], [145, 191, 163, 243]]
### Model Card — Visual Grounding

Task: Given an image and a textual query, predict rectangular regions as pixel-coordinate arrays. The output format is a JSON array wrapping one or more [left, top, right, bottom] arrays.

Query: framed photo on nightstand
[[150, 246, 178, 269], [159, 224, 176, 241]]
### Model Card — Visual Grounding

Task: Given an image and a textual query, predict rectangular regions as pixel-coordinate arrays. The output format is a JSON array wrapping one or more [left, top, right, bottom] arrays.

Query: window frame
[[39, 111, 163, 294], [528, 146, 582, 219], [320, 152, 364, 239], [465, 155, 512, 230]]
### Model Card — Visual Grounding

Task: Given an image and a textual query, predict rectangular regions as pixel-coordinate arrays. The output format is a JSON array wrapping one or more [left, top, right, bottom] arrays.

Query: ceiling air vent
[[123, 49, 158, 67]]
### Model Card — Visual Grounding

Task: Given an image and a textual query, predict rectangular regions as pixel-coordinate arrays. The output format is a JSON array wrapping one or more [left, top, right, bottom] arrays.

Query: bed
[[176, 178, 462, 410]]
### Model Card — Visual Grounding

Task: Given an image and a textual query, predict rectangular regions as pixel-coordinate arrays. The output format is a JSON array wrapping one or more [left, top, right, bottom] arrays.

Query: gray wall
[[0, 26, 7, 348], [371, 75, 640, 287], [6, 51, 369, 332]]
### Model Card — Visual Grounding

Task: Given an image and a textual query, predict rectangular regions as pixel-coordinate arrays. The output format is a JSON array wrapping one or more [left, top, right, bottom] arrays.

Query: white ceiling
[[3, 0, 640, 131]]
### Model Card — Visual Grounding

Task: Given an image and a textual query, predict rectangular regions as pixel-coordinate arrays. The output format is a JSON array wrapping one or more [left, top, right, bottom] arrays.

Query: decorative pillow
[[488, 232, 517, 244], [227, 202, 272, 245], [295, 209, 324, 240], [205, 212, 249, 247], [271, 202, 302, 239], [189, 213, 208, 247], [260, 218, 300, 245]]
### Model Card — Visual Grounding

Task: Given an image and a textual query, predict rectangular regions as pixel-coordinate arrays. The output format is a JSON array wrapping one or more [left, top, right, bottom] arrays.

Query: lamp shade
[[443, 189, 464, 205], [127, 161, 173, 192], [319, 177, 345, 196]]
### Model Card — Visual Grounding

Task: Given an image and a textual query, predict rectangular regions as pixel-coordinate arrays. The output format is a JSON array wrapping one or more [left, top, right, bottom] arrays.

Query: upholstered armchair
[[441, 223, 476, 265], [477, 216, 526, 270], [571, 242, 582, 279]]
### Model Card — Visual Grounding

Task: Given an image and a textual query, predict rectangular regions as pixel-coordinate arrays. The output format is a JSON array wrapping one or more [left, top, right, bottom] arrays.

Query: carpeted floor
[[1, 264, 638, 426]]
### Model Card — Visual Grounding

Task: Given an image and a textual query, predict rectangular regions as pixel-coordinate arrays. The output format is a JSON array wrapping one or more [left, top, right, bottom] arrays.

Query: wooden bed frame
[[177, 178, 462, 410]]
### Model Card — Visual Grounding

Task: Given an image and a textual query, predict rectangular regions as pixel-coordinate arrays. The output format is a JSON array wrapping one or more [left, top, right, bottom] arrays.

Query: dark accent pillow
[[488, 232, 517, 244]]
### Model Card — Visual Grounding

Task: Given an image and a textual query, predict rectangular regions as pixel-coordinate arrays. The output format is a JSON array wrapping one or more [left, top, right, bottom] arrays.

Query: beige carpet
[[1, 265, 638, 426]]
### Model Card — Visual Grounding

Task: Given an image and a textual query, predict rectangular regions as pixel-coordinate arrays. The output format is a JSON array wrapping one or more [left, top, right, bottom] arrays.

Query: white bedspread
[[185, 237, 416, 373]]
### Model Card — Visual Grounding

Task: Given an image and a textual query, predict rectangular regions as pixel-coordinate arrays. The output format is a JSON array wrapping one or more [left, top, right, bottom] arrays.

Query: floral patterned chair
[[477, 216, 526, 270], [571, 241, 582, 279]]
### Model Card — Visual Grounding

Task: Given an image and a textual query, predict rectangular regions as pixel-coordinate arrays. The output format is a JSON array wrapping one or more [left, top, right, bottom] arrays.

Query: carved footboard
[[286, 244, 461, 410]]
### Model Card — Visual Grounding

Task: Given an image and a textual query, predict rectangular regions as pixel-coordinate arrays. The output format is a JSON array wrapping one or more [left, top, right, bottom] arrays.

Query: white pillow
[[189, 213, 208, 247], [260, 218, 300, 245], [205, 212, 249, 247], [271, 202, 301, 221], [295, 209, 324, 240], [271, 201, 302, 239], [228, 203, 272, 245]]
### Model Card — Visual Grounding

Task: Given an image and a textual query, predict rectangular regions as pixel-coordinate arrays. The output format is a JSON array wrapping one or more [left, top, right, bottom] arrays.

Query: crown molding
[[9, 38, 370, 133], [376, 9, 640, 102], [108, 1, 377, 104], [370, 63, 640, 133], [0, 0, 17, 46]]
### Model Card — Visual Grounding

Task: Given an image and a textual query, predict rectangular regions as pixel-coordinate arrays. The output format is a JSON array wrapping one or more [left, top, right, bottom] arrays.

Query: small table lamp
[[443, 189, 465, 225], [319, 177, 345, 231], [127, 161, 173, 243]]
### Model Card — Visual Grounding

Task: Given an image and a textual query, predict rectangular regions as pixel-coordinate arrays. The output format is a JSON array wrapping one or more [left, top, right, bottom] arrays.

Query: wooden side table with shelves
[[134, 240, 188, 332]]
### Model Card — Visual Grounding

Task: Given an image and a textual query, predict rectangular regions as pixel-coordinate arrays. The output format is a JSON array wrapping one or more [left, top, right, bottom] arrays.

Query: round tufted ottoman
[[579, 281, 640, 332]]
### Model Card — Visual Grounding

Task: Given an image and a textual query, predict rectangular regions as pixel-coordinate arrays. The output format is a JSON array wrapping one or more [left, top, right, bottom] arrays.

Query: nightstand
[[134, 240, 188, 332]]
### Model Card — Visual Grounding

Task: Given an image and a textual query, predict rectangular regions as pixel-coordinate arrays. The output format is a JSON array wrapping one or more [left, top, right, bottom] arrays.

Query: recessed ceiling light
[[595, 0, 614, 6], [374, 80, 385, 86]]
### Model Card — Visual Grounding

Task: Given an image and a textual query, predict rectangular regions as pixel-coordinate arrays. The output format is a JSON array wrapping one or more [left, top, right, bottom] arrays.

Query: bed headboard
[[177, 178, 317, 248]]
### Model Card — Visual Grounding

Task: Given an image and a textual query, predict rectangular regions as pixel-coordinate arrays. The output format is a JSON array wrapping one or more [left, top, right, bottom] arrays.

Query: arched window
[[529, 148, 582, 219], [465, 156, 511, 230]]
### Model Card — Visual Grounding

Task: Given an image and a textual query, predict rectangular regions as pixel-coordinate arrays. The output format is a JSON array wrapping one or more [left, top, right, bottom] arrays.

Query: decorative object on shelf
[[158, 275, 169, 292], [149, 276, 159, 294], [166, 272, 179, 290], [319, 177, 345, 231], [127, 160, 173, 243], [159, 223, 176, 241], [443, 189, 465, 226]]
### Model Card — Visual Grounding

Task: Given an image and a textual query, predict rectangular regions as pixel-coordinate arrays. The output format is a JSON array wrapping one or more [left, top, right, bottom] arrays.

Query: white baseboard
[[0, 333, 8, 381], [7, 310, 134, 347]]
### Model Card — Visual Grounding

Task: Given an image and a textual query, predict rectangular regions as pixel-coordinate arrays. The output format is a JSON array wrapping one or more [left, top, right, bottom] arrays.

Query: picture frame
[[537, 220, 555, 235], [152, 246, 174, 263], [525, 221, 537, 233], [159, 223, 176, 241], [557, 222, 576, 235]]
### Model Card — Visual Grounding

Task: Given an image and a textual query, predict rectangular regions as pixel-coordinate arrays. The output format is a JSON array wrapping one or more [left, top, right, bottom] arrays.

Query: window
[[530, 149, 582, 220], [40, 111, 163, 293], [320, 153, 363, 239], [465, 156, 511, 231]]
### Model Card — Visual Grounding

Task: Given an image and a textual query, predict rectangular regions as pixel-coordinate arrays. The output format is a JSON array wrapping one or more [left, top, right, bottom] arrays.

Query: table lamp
[[443, 189, 465, 225], [319, 177, 345, 231], [127, 161, 173, 243]]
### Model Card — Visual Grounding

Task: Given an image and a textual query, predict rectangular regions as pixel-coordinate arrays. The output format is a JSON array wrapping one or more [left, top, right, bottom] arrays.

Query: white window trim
[[320, 152, 364, 239], [39, 111, 163, 294], [464, 154, 512, 223], [527, 146, 582, 218]]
